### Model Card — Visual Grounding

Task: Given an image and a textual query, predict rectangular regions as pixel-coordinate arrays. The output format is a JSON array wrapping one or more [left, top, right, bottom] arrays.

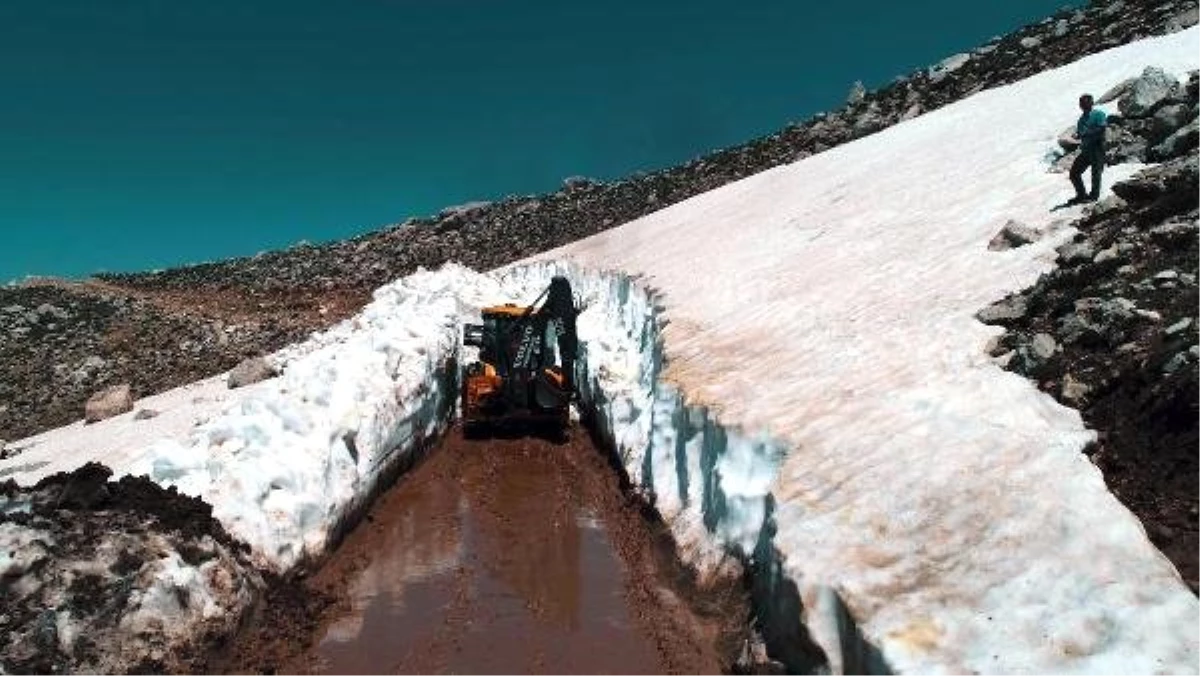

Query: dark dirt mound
[[0, 463, 261, 674]]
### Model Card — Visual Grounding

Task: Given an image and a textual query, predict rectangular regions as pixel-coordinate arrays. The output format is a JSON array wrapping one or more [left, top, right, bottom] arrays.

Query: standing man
[[1069, 94, 1107, 204]]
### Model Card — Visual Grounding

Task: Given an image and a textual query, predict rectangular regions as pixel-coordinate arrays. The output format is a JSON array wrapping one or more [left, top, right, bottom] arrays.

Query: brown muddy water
[[222, 425, 751, 674]]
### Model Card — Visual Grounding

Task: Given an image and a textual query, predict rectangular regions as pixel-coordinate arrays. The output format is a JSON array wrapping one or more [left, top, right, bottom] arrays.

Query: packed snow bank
[[124, 267, 475, 570], [529, 27, 1200, 675], [117, 263, 683, 574], [15, 257, 780, 625], [0, 376, 256, 485]]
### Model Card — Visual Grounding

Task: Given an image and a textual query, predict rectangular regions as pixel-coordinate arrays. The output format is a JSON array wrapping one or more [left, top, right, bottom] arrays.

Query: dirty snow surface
[[532, 27, 1200, 675], [0, 464, 260, 673]]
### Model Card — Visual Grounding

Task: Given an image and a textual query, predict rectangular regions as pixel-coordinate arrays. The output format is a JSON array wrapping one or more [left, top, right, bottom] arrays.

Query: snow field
[[528, 27, 1200, 675]]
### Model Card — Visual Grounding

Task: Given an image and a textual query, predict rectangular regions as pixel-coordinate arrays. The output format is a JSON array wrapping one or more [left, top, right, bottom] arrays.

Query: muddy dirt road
[[221, 425, 751, 674]]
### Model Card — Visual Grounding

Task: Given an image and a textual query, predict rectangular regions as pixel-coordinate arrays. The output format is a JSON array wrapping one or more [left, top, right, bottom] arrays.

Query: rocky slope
[[985, 168, 1199, 590]]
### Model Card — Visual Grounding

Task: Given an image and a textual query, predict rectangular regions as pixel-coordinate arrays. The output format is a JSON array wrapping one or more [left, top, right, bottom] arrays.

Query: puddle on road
[[295, 433, 682, 674]]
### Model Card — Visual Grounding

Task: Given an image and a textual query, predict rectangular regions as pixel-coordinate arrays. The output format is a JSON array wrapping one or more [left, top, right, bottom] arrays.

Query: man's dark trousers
[[1070, 145, 1104, 199]]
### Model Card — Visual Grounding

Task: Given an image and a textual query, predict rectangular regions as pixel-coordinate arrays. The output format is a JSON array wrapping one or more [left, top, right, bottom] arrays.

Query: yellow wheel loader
[[460, 276, 580, 436]]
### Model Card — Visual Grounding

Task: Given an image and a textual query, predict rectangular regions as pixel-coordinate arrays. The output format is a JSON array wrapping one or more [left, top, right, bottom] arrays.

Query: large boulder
[[977, 295, 1028, 324], [1097, 76, 1136, 105], [1104, 123, 1151, 163], [1118, 66, 1180, 117], [988, 220, 1042, 250], [227, 356, 278, 389], [846, 80, 867, 105], [1056, 127, 1081, 152], [1112, 153, 1199, 206], [84, 384, 134, 423], [1165, 5, 1199, 32], [1148, 117, 1199, 161], [1149, 103, 1192, 143], [927, 53, 970, 84]]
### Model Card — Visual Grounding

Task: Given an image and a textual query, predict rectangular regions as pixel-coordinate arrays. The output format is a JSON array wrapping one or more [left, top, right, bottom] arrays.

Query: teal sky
[[1, 1, 1076, 282]]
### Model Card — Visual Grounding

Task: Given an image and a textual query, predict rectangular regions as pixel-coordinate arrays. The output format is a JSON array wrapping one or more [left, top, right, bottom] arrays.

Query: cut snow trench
[[503, 261, 858, 672], [120, 260, 823, 669]]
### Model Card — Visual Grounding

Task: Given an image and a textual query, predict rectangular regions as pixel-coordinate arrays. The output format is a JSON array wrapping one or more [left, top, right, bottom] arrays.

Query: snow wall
[[500, 261, 868, 673], [130, 259, 1193, 674]]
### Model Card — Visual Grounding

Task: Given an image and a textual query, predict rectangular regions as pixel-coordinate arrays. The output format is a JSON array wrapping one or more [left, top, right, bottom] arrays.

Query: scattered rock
[[84, 384, 134, 423], [1057, 129, 1082, 152], [1060, 373, 1091, 404], [1150, 103, 1192, 142], [1031, 333, 1058, 360], [977, 296, 1028, 323], [1149, 117, 1199, 161], [1149, 220, 1197, 243], [133, 409, 160, 421], [227, 357, 278, 389], [1106, 121, 1155, 163], [1111, 154, 1199, 204], [846, 80, 866, 105], [1163, 351, 1190, 374], [988, 220, 1041, 250], [563, 176, 601, 192], [928, 53, 970, 83], [1166, 5, 1199, 30], [1098, 76, 1136, 104], [1056, 240, 1095, 264], [1165, 318, 1194, 336], [438, 201, 492, 219], [1093, 245, 1121, 264], [35, 303, 68, 321], [1136, 308, 1165, 322]]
